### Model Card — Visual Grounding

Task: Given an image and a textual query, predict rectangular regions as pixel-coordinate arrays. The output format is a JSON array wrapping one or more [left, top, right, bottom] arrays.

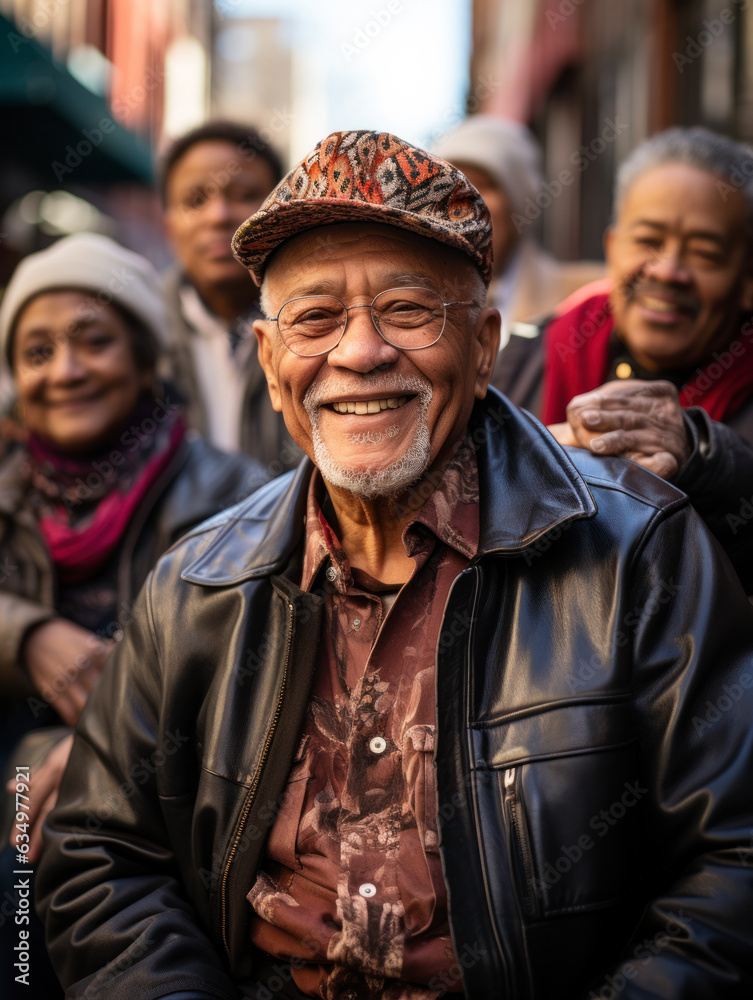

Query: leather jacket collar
[[182, 389, 597, 587]]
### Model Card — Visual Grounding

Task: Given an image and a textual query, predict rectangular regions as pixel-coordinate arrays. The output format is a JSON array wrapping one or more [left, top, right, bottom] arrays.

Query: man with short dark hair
[[161, 120, 298, 471], [39, 130, 753, 1000], [493, 126, 753, 589]]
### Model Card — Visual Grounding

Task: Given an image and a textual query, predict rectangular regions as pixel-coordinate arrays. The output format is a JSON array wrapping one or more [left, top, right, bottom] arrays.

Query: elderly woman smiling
[[0, 234, 266, 854], [0, 233, 267, 998]]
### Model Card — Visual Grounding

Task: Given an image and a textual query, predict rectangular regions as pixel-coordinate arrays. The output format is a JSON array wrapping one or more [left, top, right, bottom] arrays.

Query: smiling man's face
[[254, 223, 499, 500], [605, 162, 753, 371]]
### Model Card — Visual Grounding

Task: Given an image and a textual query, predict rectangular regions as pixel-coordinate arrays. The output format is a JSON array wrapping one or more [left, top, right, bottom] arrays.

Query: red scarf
[[30, 414, 186, 584], [541, 292, 753, 425]]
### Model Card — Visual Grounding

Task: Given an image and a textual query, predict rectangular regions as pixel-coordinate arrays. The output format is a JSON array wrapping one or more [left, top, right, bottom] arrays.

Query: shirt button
[[326, 566, 337, 582], [369, 736, 387, 754], [112, 629, 124, 643], [358, 882, 377, 898], [616, 361, 633, 379], [352, 618, 362, 630]]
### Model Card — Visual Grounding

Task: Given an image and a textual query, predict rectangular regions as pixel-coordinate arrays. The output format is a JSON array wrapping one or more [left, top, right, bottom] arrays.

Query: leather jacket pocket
[[474, 698, 639, 919]]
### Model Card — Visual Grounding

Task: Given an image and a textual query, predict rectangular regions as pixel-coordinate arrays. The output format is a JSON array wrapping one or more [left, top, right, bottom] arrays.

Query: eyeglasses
[[268, 286, 477, 357]]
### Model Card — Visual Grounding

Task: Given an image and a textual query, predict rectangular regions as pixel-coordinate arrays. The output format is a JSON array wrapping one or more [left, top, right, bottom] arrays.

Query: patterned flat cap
[[232, 129, 493, 284]]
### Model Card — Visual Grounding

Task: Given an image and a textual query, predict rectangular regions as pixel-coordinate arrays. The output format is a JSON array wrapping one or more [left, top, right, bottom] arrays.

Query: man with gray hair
[[493, 126, 753, 590]]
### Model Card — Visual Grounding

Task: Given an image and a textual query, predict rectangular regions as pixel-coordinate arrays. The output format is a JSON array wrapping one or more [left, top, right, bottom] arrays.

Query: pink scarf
[[28, 410, 186, 584]]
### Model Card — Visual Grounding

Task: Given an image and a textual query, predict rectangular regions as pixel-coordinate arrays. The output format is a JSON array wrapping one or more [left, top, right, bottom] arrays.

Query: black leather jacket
[[38, 392, 753, 1000]]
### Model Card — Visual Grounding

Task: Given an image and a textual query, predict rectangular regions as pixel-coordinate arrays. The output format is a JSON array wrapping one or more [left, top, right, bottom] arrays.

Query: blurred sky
[[213, 0, 472, 158]]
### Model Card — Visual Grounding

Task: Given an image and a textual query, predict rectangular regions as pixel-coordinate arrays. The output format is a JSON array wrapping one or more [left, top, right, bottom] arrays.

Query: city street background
[[1, 0, 749, 275]]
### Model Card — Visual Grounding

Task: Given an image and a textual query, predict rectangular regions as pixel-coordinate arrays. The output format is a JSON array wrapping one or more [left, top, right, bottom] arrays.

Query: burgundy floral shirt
[[248, 437, 479, 999]]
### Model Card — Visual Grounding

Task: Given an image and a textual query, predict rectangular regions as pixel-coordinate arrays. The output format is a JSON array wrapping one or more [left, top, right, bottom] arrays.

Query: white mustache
[[303, 373, 432, 413]]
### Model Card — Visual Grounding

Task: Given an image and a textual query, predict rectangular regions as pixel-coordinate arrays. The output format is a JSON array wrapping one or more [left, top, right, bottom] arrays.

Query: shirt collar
[[607, 333, 700, 389], [299, 434, 480, 593], [179, 282, 229, 338], [406, 434, 479, 560]]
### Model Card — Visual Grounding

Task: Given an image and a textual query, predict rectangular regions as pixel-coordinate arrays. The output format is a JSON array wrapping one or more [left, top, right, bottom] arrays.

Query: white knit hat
[[0, 233, 169, 366], [432, 115, 543, 219]]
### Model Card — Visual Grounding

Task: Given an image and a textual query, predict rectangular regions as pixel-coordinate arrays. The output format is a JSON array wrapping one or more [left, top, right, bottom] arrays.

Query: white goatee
[[303, 373, 433, 500]]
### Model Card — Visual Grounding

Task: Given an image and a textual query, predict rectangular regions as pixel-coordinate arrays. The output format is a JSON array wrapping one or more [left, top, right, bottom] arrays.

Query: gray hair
[[614, 127, 753, 235], [259, 277, 272, 320]]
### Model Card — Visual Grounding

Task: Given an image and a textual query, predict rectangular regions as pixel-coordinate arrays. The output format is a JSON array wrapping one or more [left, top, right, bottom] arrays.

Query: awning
[[0, 13, 153, 185]]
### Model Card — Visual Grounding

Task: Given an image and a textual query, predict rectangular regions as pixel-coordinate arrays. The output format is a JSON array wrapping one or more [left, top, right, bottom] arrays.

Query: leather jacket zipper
[[504, 767, 540, 921], [461, 566, 515, 995], [220, 599, 295, 958]]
